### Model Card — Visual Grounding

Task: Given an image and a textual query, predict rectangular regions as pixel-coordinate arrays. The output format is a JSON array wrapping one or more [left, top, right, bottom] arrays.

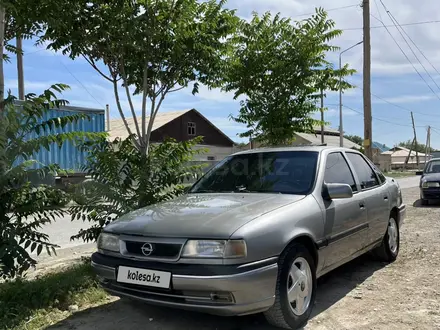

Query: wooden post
[[363, 0, 373, 160], [425, 126, 430, 166], [411, 112, 419, 168]]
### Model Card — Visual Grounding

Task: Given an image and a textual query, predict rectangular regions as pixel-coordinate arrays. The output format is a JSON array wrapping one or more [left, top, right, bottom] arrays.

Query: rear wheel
[[264, 243, 316, 329], [374, 216, 400, 262], [421, 199, 429, 206]]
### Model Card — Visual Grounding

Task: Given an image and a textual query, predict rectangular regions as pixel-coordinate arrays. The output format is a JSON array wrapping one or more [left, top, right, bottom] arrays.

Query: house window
[[187, 122, 196, 136], [207, 156, 216, 161]]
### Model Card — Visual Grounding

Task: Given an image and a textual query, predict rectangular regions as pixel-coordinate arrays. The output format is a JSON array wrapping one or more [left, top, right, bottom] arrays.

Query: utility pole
[[363, 0, 373, 160], [17, 37, 25, 100], [425, 126, 430, 165], [411, 112, 419, 167], [320, 89, 324, 144]]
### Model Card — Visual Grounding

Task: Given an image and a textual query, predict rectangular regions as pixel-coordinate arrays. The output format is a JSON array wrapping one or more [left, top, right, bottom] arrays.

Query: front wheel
[[374, 216, 400, 262], [264, 243, 316, 329]]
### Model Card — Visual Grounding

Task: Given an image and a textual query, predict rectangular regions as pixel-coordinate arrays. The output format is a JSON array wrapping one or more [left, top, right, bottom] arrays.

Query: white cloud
[[374, 94, 437, 104]]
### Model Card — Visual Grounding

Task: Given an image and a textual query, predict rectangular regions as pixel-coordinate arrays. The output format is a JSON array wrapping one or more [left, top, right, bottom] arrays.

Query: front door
[[321, 152, 369, 268], [345, 152, 390, 246]]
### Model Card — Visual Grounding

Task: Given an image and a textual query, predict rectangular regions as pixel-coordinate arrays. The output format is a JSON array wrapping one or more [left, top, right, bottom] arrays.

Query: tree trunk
[[0, 5, 5, 112]]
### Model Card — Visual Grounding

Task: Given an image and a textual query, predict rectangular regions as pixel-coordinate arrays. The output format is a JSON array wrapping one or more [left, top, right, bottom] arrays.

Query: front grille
[[124, 241, 182, 259]]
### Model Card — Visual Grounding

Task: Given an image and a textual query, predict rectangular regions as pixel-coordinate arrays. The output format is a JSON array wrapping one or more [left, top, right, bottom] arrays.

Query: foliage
[[398, 139, 436, 154], [224, 8, 356, 146], [0, 261, 107, 330], [345, 134, 364, 147], [32, 0, 239, 155], [0, 85, 106, 279], [70, 136, 206, 242]]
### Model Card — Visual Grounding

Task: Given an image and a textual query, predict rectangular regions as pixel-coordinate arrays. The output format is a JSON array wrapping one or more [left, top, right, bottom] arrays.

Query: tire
[[264, 243, 317, 329], [374, 216, 400, 262], [421, 199, 429, 206]]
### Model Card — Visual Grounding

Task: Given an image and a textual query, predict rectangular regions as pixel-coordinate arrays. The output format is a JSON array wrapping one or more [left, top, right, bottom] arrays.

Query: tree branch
[[109, 66, 140, 150], [141, 61, 148, 151], [168, 85, 185, 93], [120, 59, 141, 139], [81, 54, 113, 82]]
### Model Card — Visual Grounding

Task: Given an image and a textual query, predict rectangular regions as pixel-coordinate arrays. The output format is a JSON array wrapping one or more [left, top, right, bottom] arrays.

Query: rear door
[[322, 152, 369, 268], [345, 152, 390, 247]]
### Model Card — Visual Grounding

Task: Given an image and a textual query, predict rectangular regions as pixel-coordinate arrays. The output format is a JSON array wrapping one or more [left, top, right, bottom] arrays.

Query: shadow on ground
[[413, 199, 440, 208], [47, 255, 385, 330]]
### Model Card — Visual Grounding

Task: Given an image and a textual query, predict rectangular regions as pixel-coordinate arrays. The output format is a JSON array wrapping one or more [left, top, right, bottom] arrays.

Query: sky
[[4, 0, 440, 148]]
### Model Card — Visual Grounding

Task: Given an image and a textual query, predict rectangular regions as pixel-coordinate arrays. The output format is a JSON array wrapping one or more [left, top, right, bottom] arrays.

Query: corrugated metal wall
[[19, 104, 105, 172]]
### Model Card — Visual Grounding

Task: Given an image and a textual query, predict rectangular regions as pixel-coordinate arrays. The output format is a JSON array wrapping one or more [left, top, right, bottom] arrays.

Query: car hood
[[104, 193, 305, 238], [421, 173, 440, 181]]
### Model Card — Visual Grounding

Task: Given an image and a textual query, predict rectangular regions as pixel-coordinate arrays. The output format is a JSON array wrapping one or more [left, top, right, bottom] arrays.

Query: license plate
[[117, 266, 171, 289]]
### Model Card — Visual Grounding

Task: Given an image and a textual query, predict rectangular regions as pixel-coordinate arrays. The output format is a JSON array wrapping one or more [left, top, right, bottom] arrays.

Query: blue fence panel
[[16, 105, 105, 172]]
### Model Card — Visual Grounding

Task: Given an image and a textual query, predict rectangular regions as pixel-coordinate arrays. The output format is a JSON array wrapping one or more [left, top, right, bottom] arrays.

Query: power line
[[52, 52, 105, 108], [378, 0, 440, 93], [379, 2, 440, 82], [294, 4, 359, 18], [350, 84, 435, 117], [369, 12, 440, 103], [343, 19, 440, 31], [343, 104, 425, 128]]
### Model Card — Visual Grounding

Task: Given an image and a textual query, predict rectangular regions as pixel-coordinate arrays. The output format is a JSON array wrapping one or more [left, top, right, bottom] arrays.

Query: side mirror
[[416, 171, 423, 176], [323, 183, 353, 200]]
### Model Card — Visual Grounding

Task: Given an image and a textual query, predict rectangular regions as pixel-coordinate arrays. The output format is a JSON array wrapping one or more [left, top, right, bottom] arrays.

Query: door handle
[[359, 202, 365, 209], [384, 196, 389, 201]]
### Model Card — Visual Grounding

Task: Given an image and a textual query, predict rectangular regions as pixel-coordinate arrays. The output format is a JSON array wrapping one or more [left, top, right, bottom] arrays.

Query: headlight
[[422, 181, 440, 188], [97, 233, 120, 252], [181, 240, 247, 258]]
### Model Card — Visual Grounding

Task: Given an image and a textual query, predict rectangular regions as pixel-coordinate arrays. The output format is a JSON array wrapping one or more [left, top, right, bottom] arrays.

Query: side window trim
[[324, 151, 359, 193], [345, 152, 381, 191]]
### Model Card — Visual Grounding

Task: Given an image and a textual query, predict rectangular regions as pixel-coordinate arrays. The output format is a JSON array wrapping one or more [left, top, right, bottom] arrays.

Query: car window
[[346, 153, 380, 190], [324, 152, 357, 192], [424, 160, 440, 173], [190, 151, 319, 195]]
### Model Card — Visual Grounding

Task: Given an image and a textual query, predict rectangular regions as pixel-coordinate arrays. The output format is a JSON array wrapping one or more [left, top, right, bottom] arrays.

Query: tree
[[345, 134, 363, 146], [224, 8, 355, 146], [33, 0, 239, 156], [69, 136, 206, 242], [0, 85, 106, 278], [398, 139, 436, 154]]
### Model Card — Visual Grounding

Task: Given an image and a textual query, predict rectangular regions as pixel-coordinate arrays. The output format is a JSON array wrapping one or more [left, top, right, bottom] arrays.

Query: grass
[[0, 260, 108, 330]]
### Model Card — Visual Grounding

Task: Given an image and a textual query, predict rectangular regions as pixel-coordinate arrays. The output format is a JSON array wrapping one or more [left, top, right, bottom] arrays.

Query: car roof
[[233, 145, 360, 156]]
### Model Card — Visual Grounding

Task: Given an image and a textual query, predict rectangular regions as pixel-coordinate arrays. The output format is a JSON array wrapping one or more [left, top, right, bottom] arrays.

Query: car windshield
[[190, 151, 319, 195], [425, 160, 440, 173]]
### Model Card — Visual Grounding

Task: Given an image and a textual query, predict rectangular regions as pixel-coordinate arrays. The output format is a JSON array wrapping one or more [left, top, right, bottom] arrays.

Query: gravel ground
[[48, 187, 440, 330]]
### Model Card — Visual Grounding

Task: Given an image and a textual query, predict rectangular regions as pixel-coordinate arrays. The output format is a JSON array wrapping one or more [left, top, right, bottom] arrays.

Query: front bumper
[[420, 187, 440, 200], [91, 252, 278, 316]]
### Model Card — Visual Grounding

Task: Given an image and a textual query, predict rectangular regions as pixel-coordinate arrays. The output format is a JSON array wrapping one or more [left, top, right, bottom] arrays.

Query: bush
[[70, 135, 206, 242], [0, 85, 106, 279]]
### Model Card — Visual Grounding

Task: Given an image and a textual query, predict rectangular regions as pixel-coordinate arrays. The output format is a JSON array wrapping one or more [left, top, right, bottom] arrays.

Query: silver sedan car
[[91, 146, 406, 329]]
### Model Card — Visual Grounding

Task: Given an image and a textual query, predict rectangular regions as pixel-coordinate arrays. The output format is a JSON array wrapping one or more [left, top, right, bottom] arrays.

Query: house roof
[[295, 132, 362, 149], [312, 126, 340, 135], [108, 109, 234, 144], [382, 146, 427, 157]]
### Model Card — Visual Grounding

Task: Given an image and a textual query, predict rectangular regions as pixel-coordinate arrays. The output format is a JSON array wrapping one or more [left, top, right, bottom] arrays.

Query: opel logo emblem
[[141, 243, 154, 256]]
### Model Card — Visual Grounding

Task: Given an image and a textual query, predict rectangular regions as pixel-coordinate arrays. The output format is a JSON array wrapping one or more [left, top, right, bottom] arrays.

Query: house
[[293, 126, 362, 149], [379, 146, 430, 170], [108, 109, 236, 162], [244, 126, 362, 149]]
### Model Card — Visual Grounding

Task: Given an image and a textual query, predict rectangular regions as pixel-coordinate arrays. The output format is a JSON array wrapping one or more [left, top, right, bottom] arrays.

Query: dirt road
[[49, 187, 440, 330]]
